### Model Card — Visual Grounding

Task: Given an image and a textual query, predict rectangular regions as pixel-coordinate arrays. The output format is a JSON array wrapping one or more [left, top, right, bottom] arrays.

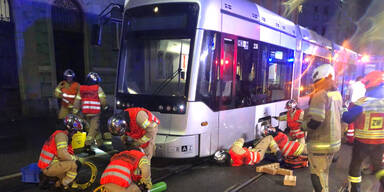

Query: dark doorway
[[0, 0, 21, 122], [52, 0, 85, 83]]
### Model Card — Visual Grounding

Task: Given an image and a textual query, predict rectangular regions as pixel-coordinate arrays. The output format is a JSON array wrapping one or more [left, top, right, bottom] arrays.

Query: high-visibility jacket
[[228, 147, 261, 166], [273, 132, 304, 157], [124, 108, 160, 148], [287, 109, 305, 139], [62, 82, 79, 107], [100, 150, 145, 188], [305, 90, 342, 153], [344, 97, 384, 144], [79, 85, 101, 114], [38, 130, 74, 169]]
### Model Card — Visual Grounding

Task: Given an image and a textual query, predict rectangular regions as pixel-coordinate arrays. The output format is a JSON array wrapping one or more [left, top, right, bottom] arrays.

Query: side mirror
[[91, 24, 102, 46]]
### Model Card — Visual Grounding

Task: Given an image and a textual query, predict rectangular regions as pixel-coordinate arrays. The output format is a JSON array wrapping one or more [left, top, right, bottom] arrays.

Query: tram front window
[[117, 3, 198, 97]]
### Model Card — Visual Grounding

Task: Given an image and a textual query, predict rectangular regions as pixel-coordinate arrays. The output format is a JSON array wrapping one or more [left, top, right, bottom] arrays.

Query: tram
[[113, 0, 360, 158]]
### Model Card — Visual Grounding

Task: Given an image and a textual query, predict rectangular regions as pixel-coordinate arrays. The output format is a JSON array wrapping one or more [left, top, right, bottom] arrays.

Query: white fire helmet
[[312, 64, 335, 83]]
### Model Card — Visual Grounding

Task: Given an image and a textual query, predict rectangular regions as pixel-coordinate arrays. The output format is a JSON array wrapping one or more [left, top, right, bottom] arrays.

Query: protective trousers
[[104, 183, 141, 192], [348, 141, 384, 192], [252, 135, 279, 160], [84, 114, 103, 147], [308, 152, 334, 192], [42, 160, 78, 187]]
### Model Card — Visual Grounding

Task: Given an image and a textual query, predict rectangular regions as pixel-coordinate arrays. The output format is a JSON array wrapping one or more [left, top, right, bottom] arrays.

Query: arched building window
[[0, 0, 10, 22]]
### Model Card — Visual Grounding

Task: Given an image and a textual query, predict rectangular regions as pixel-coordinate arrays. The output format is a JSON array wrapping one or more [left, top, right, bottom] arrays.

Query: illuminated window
[[0, 0, 10, 22]]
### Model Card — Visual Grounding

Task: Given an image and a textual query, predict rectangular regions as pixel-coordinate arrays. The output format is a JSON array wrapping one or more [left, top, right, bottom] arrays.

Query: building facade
[[0, 0, 123, 121]]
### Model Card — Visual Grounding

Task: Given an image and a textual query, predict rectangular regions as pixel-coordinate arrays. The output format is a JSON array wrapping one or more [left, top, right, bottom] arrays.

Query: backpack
[[283, 155, 309, 169]]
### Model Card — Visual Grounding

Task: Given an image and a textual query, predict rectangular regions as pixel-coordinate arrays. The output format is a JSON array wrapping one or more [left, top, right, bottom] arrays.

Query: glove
[[139, 177, 152, 190]]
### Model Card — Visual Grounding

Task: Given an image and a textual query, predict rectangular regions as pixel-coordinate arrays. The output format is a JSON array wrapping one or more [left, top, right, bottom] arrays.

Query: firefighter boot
[[349, 183, 361, 192], [275, 150, 284, 163], [311, 174, 323, 192]]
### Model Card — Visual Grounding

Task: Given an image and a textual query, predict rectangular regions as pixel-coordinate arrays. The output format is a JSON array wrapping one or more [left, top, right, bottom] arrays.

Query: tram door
[[217, 35, 255, 148]]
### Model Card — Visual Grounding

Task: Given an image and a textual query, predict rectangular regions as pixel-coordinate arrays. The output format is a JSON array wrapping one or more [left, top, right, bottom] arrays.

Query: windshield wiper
[[152, 68, 182, 95], [152, 40, 184, 96]]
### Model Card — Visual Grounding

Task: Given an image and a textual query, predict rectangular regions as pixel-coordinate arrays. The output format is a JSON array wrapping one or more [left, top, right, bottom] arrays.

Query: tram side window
[[300, 54, 330, 96], [218, 38, 235, 108], [235, 39, 259, 107], [266, 47, 293, 101], [196, 31, 219, 109]]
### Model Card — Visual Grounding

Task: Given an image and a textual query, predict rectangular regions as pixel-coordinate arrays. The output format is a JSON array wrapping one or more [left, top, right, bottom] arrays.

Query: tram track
[[152, 157, 210, 183], [223, 173, 265, 192]]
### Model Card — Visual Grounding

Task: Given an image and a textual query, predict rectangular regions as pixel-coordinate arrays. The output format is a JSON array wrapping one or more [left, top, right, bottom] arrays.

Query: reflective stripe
[[283, 142, 295, 156], [376, 169, 384, 179], [248, 151, 255, 164], [66, 171, 77, 179], [139, 158, 150, 167], [291, 129, 301, 133], [348, 175, 362, 183], [63, 93, 76, 98], [41, 150, 54, 158], [293, 144, 304, 156], [308, 108, 325, 119], [142, 119, 150, 129], [282, 142, 290, 154], [83, 106, 101, 110], [62, 98, 70, 103], [140, 135, 150, 143], [101, 171, 132, 184], [311, 141, 341, 149], [83, 101, 101, 105], [105, 165, 131, 175], [39, 156, 51, 164], [57, 144, 67, 149]]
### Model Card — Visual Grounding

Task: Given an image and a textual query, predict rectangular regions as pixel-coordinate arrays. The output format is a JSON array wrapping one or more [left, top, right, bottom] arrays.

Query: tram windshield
[[117, 3, 199, 97]]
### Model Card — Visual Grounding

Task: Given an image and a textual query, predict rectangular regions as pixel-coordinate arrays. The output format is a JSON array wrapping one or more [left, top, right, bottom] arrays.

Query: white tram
[[114, 0, 360, 158]]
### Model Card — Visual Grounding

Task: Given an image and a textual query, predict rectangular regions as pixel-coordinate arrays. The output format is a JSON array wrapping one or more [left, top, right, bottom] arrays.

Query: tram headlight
[[179, 105, 185, 112], [158, 105, 164, 111], [172, 106, 177, 112], [166, 106, 171, 111]]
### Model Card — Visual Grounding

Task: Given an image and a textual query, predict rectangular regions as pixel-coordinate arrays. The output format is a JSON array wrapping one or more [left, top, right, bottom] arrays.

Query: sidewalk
[[0, 116, 57, 177]]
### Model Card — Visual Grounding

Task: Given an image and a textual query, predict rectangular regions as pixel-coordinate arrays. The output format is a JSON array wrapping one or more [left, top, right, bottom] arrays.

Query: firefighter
[[54, 69, 80, 122], [302, 64, 342, 192], [213, 136, 283, 166], [108, 107, 160, 160], [264, 126, 307, 157], [38, 114, 84, 189], [273, 99, 306, 144], [345, 76, 366, 144], [100, 147, 152, 192], [74, 72, 107, 154], [342, 71, 384, 192]]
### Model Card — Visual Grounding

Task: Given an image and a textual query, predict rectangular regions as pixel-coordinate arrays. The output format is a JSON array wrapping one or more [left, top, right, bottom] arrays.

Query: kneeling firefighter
[[274, 99, 306, 144], [108, 107, 160, 160], [99, 147, 152, 192], [342, 71, 384, 192], [38, 114, 84, 189], [214, 136, 283, 166]]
